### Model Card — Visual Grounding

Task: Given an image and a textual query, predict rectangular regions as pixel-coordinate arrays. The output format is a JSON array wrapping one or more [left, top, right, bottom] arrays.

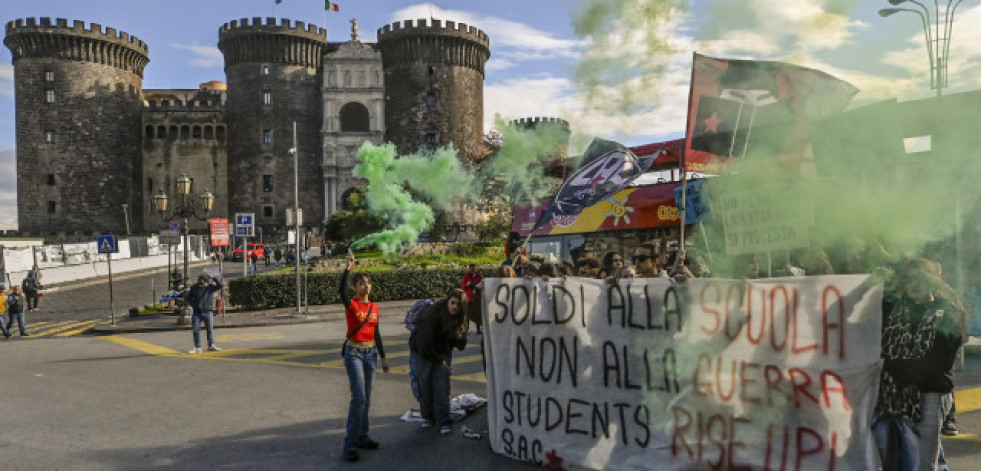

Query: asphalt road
[[0, 318, 529, 471], [31, 258, 281, 324]]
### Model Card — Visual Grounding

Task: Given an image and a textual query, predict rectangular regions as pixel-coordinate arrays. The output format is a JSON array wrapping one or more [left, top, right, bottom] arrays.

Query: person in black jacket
[[409, 288, 468, 435], [185, 272, 223, 354], [876, 257, 966, 471]]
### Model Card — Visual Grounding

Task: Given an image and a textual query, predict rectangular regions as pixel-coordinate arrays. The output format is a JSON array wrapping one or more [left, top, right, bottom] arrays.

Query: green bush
[[228, 268, 470, 310]]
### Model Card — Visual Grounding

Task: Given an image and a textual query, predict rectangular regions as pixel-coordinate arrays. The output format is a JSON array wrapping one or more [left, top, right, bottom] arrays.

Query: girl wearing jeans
[[339, 251, 389, 463]]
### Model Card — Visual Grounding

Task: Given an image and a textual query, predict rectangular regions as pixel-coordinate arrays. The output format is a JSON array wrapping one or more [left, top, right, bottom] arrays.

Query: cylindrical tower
[[377, 18, 490, 163], [3, 17, 149, 235], [218, 17, 326, 230]]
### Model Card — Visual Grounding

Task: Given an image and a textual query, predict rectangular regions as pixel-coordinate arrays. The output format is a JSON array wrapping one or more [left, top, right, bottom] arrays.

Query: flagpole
[[679, 52, 698, 252]]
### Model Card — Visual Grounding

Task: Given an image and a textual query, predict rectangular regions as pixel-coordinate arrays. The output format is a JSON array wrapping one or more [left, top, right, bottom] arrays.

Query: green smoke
[[351, 120, 569, 253], [350, 142, 474, 253]]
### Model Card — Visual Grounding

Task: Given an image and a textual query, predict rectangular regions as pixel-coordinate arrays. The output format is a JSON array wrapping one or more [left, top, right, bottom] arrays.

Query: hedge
[[227, 268, 471, 310]]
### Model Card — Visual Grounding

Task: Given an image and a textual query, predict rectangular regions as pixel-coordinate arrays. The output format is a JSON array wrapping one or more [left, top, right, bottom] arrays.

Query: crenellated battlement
[[219, 17, 326, 42], [377, 18, 489, 48], [5, 17, 148, 53], [218, 17, 327, 69], [4, 17, 150, 76], [510, 116, 571, 131], [376, 18, 490, 75]]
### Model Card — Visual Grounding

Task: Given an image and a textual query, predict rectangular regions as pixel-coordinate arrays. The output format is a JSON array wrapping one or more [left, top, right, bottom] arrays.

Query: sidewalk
[[90, 299, 419, 335]]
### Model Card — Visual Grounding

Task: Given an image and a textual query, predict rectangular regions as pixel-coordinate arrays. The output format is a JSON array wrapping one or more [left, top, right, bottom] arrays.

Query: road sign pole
[[108, 255, 114, 326], [242, 236, 248, 276]]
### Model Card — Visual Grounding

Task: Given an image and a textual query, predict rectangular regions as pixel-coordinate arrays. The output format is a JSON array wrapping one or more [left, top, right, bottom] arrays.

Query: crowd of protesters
[[498, 237, 966, 471]]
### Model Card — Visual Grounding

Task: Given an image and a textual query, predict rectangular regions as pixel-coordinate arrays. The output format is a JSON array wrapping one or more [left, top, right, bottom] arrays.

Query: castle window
[[169, 125, 178, 139], [192, 125, 202, 139], [262, 204, 274, 218], [426, 94, 436, 108], [145, 125, 154, 138], [45, 71, 55, 82], [263, 91, 272, 105], [148, 177, 153, 193], [204, 126, 214, 140], [47, 174, 56, 186], [425, 133, 437, 145], [45, 90, 55, 104], [262, 129, 273, 144], [180, 125, 190, 139], [261, 65, 270, 75], [339, 102, 370, 132], [47, 201, 56, 214], [262, 175, 274, 192], [429, 66, 435, 76], [157, 125, 166, 138], [216, 126, 226, 141], [44, 130, 56, 143]]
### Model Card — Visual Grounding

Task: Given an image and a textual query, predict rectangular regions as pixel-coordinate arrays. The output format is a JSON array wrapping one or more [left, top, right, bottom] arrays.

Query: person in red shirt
[[339, 251, 389, 463], [460, 264, 484, 333]]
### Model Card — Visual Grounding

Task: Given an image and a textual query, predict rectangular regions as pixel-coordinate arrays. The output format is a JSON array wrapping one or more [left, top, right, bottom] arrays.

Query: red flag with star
[[683, 53, 858, 173]]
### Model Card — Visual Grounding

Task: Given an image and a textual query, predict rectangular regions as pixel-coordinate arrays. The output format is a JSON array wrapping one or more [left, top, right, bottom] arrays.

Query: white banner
[[483, 275, 881, 470]]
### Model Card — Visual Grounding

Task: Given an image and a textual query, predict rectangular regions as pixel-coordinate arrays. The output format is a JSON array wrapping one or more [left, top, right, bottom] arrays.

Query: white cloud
[[389, 4, 584, 62], [168, 43, 223, 68], [0, 148, 16, 230], [0, 64, 13, 97]]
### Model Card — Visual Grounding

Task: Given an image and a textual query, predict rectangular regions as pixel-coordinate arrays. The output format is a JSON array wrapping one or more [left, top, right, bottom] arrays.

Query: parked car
[[231, 243, 267, 261]]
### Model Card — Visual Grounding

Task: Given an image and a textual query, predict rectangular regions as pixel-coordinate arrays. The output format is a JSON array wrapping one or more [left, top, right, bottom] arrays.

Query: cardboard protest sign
[[483, 275, 881, 471]]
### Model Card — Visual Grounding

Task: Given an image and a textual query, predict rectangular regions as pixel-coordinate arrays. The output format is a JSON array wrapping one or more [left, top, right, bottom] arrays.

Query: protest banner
[[716, 183, 814, 255], [483, 275, 881, 470]]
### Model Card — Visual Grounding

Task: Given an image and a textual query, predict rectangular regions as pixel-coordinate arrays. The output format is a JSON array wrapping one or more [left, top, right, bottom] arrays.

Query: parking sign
[[235, 213, 255, 237]]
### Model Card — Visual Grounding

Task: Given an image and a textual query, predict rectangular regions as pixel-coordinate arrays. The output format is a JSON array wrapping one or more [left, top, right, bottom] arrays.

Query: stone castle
[[3, 16, 491, 239]]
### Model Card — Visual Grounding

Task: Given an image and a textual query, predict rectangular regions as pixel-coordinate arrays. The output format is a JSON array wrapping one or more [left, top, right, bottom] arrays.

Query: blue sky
[[3, 0, 981, 229]]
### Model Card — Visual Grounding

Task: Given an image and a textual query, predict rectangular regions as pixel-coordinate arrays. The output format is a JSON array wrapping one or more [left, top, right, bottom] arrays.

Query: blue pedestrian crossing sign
[[97, 235, 118, 254], [235, 212, 255, 237]]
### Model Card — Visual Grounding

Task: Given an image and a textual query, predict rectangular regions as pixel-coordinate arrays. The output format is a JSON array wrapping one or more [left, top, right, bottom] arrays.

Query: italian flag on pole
[[325, 0, 339, 11]]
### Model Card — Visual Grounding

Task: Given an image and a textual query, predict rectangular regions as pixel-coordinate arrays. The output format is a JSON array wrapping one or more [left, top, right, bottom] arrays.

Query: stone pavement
[[89, 299, 419, 334]]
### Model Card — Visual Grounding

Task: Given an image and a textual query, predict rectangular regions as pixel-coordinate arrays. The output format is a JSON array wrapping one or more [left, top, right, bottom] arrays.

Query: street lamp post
[[152, 174, 215, 325], [879, 0, 967, 97], [880, 0, 969, 296]]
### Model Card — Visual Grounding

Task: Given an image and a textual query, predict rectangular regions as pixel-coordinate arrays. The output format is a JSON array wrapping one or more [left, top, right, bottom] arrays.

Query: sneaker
[[188, 347, 202, 354], [440, 425, 452, 435], [342, 449, 359, 462], [419, 421, 433, 429], [357, 438, 379, 450], [208, 345, 222, 352], [941, 423, 958, 436], [20, 332, 30, 337]]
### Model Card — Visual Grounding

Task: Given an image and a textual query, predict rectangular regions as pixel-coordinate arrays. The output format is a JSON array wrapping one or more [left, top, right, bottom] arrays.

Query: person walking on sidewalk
[[185, 272, 222, 354], [22, 264, 42, 311], [5, 285, 29, 337], [339, 251, 389, 463], [409, 287, 468, 435], [0, 284, 11, 339]]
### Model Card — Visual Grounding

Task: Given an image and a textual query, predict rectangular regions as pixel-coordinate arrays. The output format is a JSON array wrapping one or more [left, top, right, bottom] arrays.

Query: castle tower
[[377, 19, 490, 163], [3, 18, 149, 235], [218, 17, 326, 230]]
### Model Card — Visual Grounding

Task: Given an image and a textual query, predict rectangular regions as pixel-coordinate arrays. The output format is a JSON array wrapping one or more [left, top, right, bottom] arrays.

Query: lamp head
[[879, 7, 904, 16], [288, 148, 297, 157], [177, 174, 192, 196], [199, 189, 215, 214], [153, 191, 168, 215]]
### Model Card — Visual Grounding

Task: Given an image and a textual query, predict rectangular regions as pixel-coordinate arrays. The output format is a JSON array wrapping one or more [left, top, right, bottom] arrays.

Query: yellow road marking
[[945, 433, 981, 442], [42, 320, 99, 337], [29, 321, 77, 336], [953, 387, 981, 414], [215, 332, 286, 342], [56, 320, 107, 337], [100, 335, 182, 356]]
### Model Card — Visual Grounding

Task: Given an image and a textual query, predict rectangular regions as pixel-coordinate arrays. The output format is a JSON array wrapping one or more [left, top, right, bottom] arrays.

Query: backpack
[[404, 299, 435, 332], [23, 277, 37, 291], [7, 294, 22, 314]]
